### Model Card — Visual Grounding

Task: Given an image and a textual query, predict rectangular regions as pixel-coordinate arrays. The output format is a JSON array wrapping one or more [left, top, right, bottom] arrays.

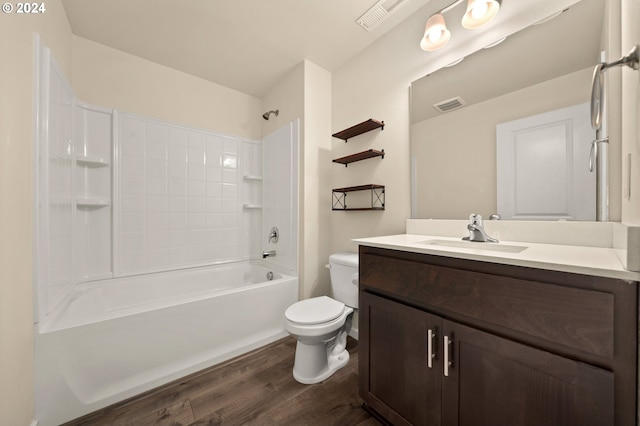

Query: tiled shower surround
[[36, 42, 298, 328], [117, 113, 249, 274]]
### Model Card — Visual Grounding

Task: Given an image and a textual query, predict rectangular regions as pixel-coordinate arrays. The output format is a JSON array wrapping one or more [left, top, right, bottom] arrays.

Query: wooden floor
[[65, 336, 380, 426]]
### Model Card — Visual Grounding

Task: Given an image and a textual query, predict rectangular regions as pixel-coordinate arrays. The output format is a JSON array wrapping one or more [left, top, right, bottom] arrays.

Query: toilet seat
[[285, 296, 345, 325]]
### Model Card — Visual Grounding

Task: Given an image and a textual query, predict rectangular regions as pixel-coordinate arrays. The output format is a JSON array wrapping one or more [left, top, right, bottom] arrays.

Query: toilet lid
[[285, 296, 345, 325]]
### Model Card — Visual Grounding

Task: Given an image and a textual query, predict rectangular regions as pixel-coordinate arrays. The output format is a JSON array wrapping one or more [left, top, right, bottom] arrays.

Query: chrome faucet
[[462, 214, 498, 243], [262, 250, 276, 259]]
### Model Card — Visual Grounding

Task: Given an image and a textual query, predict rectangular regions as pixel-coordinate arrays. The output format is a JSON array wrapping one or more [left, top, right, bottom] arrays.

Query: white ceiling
[[61, 0, 431, 98]]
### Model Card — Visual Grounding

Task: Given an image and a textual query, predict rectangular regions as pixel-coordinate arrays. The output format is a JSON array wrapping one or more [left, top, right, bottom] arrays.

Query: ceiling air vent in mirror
[[433, 96, 466, 113]]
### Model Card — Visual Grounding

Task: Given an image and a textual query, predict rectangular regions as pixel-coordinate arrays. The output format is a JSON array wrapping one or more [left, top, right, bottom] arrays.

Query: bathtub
[[35, 261, 298, 426]]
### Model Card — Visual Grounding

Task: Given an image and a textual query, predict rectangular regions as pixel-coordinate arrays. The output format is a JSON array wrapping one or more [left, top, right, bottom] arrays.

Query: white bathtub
[[35, 261, 298, 426]]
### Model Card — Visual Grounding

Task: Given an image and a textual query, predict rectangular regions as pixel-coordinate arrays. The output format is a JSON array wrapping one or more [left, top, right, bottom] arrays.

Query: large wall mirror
[[410, 0, 615, 221]]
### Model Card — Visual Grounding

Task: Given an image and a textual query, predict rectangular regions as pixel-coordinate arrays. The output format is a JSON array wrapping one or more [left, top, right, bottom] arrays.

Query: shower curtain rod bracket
[[602, 44, 639, 71]]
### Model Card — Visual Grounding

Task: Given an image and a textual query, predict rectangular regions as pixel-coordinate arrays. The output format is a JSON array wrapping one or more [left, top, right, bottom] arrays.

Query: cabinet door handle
[[444, 335, 452, 377], [427, 329, 436, 368]]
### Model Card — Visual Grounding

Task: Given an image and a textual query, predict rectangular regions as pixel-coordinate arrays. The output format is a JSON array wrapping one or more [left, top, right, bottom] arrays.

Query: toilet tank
[[329, 253, 359, 308]]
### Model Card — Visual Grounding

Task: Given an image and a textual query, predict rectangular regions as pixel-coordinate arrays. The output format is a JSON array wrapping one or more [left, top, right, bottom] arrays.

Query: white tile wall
[[46, 58, 75, 303], [39, 71, 295, 325], [116, 114, 244, 275], [262, 120, 299, 274]]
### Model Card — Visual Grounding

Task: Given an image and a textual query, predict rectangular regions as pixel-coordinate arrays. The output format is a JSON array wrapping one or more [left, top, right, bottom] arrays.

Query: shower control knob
[[268, 227, 279, 243]]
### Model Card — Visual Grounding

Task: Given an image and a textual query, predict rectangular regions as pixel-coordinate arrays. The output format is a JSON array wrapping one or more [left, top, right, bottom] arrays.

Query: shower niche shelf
[[242, 141, 263, 214], [333, 149, 384, 167], [76, 198, 110, 207], [77, 155, 109, 167], [332, 119, 384, 142], [332, 184, 385, 211], [74, 103, 113, 281]]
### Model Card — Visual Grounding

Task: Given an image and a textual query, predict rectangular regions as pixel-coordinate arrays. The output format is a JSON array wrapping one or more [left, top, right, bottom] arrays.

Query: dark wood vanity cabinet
[[358, 246, 638, 426], [362, 292, 442, 425]]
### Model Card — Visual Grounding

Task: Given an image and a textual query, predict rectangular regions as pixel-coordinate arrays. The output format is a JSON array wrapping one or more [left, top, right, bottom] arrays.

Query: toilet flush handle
[[351, 273, 358, 285]]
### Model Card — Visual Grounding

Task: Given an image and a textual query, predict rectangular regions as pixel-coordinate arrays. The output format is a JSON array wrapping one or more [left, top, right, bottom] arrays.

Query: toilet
[[284, 253, 358, 384]]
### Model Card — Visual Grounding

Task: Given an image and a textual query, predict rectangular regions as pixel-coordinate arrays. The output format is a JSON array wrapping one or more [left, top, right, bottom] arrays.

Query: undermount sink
[[419, 239, 528, 253]]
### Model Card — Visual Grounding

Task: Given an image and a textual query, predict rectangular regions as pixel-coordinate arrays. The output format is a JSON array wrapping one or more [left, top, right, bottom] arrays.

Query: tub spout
[[262, 250, 276, 259]]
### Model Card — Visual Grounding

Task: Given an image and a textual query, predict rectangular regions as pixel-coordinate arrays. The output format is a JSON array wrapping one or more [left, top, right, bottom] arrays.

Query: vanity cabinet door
[[441, 320, 614, 426], [360, 292, 442, 426]]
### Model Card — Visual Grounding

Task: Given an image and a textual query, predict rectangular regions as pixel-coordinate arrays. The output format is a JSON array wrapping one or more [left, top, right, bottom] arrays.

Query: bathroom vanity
[[355, 232, 639, 426]]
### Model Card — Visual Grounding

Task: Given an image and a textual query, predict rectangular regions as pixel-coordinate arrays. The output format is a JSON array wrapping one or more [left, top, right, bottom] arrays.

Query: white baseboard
[[349, 326, 359, 340]]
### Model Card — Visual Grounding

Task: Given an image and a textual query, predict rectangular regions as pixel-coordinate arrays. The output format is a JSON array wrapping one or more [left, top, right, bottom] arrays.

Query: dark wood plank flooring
[[64, 336, 379, 426]]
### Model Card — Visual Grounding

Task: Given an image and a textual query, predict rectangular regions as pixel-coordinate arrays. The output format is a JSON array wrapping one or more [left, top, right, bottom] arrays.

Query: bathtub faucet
[[262, 250, 276, 259]]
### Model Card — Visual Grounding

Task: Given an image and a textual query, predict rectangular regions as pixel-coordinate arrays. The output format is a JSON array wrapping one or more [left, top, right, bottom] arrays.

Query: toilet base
[[291, 317, 352, 384], [292, 343, 350, 385]]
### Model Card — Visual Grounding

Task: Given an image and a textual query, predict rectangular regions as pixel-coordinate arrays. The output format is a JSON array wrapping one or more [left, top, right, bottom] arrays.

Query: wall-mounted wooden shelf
[[332, 118, 385, 210], [332, 119, 384, 142], [332, 184, 385, 211], [332, 149, 384, 167]]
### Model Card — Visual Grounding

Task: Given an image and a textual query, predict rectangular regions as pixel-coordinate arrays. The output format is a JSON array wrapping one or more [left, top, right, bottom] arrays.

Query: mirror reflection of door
[[496, 102, 596, 220]]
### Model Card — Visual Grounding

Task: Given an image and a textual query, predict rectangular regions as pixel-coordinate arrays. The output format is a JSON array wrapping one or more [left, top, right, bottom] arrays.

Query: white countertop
[[353, 234, 640, 281]]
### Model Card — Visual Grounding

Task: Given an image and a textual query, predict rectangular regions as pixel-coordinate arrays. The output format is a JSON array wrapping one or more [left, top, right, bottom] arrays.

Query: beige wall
[[411, 67, 598, 220], [330, 22, 416, 254], [72, 36, 262, 140], [0, 2, 73, 425], [261, 63, 304, 138], [301, 61, 332, 299], [262, 60, 333, 300]]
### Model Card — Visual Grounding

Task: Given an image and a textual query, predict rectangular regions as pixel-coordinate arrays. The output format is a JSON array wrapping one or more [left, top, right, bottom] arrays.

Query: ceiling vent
[[433, 96, 466, 113], [357, 0, 405, 32]]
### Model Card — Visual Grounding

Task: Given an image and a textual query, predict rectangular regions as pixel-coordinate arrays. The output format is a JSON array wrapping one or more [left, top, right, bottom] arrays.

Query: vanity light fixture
[[420, 0, 502, 51], [420, 13, 450, 51], [461, 0, 502, 29]]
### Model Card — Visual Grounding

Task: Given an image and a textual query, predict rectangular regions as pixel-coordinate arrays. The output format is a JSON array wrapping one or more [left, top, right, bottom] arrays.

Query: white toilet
[[284, 253, 358, 384]]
